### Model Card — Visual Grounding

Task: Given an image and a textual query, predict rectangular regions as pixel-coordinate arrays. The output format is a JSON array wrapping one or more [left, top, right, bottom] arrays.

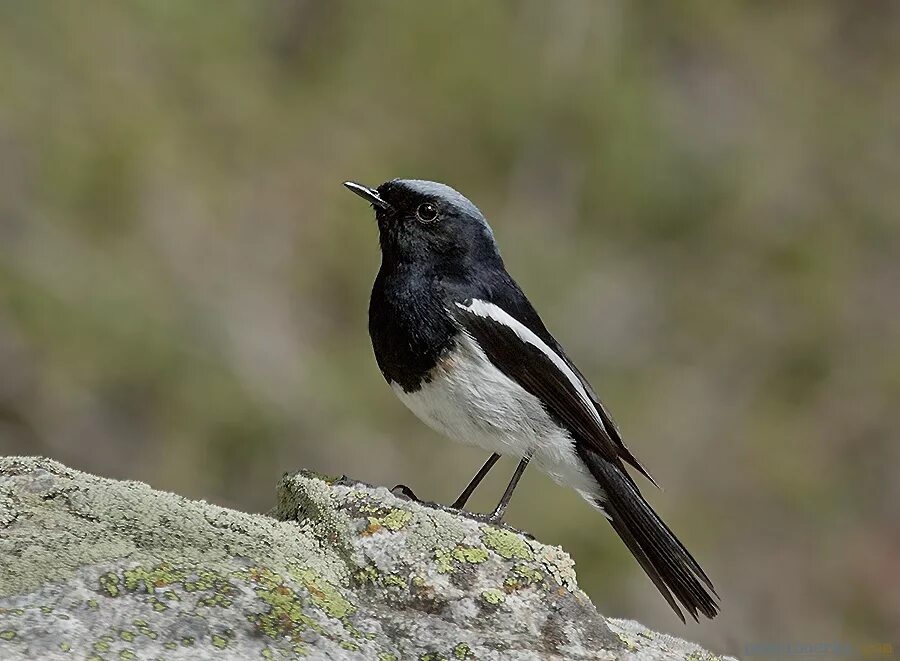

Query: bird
[[344, 178, 719, 622]]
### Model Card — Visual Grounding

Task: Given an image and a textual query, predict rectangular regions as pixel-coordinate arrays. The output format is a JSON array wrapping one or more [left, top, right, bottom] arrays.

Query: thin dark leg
[[489, 454, 531, 522], [451, 453, 501, 510]]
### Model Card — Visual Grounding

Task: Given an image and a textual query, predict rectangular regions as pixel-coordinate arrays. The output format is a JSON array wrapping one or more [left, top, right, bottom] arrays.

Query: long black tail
[[580, 449, 719, 622]]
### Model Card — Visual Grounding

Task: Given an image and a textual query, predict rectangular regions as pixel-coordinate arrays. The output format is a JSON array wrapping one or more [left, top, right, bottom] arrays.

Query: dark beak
[[343, 181, 392, 211]]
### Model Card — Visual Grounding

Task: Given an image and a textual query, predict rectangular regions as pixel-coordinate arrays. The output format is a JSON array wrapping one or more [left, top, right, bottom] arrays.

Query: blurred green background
[[1, 1, 898, 655]]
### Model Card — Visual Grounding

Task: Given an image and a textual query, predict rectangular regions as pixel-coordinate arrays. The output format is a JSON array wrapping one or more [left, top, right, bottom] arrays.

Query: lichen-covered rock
[[0, 457, 732, 660]]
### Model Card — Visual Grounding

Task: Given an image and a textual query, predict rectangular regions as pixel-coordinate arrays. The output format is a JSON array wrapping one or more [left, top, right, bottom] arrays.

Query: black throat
[[368, 260, 459, 393]]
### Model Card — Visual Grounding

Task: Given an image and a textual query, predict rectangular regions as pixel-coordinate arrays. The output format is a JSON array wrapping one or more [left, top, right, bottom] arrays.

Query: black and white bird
[[345, 178, 719, 622]]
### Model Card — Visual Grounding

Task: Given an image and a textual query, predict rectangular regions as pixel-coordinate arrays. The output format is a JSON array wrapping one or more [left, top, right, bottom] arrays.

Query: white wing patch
[[454, 299, 608, 435]]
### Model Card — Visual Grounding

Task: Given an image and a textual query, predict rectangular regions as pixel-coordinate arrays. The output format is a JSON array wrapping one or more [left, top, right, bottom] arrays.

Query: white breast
[[391, 331, 597, 497]]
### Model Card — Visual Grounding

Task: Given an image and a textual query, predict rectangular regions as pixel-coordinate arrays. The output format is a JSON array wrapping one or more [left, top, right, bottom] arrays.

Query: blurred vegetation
[[1, 1, 898, 654]]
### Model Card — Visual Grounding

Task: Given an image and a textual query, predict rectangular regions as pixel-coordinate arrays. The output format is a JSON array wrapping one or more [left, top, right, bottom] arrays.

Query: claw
[[391, 484, 420, 502]]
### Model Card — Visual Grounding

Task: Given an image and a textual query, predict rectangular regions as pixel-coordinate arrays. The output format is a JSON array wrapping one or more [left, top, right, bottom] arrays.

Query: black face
[[346, 179, 501, 274], [345, 178, 516, 390]]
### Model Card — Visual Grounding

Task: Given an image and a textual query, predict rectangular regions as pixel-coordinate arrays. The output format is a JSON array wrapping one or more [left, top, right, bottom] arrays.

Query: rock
[[0, 457, 732, 660]]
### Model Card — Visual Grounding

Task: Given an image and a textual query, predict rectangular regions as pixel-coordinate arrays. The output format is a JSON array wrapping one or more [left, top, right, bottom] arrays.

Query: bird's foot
[[467, 506, 506, 526], [392, 485, 511, 529], [390, 484, 421, 502], [486, 505, 507, 525], [390, 485, 473, 513]]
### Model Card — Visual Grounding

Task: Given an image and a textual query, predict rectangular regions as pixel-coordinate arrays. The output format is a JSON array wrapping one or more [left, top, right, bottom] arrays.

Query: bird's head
[[344, 179, 502, 274]]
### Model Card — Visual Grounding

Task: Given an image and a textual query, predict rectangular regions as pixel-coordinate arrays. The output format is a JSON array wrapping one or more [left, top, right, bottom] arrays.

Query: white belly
[[391, 332, 597, 497]]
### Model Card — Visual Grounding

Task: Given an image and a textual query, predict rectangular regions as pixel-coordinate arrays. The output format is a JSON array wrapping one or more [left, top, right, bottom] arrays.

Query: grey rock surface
[[0, 457, 732, 660]]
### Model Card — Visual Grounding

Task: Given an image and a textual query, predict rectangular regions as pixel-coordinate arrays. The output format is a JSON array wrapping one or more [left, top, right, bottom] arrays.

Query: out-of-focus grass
[[1, 1, 898, 654]]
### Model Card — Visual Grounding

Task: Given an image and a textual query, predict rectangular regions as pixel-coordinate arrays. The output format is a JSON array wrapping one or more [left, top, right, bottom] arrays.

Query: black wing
[[464, 275, 657, 486], [451, 298, 648, 485]]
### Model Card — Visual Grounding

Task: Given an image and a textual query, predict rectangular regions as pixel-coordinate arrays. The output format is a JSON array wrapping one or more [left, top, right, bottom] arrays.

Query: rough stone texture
[[0, 457, 732, 660]]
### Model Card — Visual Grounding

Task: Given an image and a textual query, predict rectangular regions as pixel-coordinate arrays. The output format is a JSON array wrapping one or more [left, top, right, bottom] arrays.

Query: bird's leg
[[488, 454, 532, 522], [451, 453, 501, 510]]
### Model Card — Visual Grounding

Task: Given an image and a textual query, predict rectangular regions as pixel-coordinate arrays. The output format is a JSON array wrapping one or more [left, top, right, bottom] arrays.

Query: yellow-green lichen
[[0, 630, 16, 641], [436, 545, 491, 573], [118, 629, 135, 642], [616, 632, 638, 650], [504, 563, 544, 591], [188, 568, 236, 594], [132, 619, 157, 640], [122, 564, 181, 592], [454, 546, 489, 563], [92, 562, 246, 630], [119, 649, 136, 660], [381, 509, 412, 530], [148, 596, 168, 611], [353, 565, 379, 584], [211, 634, 229, 649], [290, 567, 355, 619], [60, 642, 72, 652], [363, 508, 413, 535], [98, 572, 120, 597], [434, 548, 454, 573], [246, 566, 325, 641], [481, 588, 506, 605], [453, 642, 474, 659], [353, 564, 407, 590], [378, 654, 398, 661], [382, 574, 407, 588], [481, 527, 533, 561], [353, 565, 407, 590]]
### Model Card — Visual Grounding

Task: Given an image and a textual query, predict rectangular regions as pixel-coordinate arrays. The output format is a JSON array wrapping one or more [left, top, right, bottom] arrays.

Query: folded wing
[[451, 298, 655, 487]]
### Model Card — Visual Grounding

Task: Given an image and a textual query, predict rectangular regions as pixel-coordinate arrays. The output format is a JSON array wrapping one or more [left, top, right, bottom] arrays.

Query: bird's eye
[[416, 203, 438, 223]]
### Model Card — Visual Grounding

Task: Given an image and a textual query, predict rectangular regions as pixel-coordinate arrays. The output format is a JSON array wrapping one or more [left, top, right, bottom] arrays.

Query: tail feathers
[[583, 451, 719, 622]]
